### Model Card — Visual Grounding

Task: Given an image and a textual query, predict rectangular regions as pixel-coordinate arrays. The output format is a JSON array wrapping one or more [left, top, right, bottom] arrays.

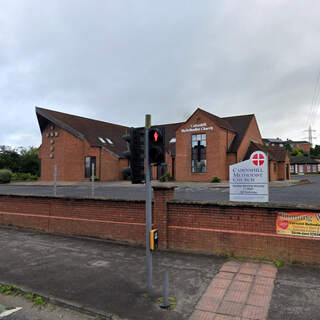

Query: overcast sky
[[1, 0, 320, 148]]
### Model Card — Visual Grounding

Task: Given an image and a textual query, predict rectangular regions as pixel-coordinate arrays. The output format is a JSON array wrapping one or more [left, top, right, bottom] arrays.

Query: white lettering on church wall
[[181, 123, 213, 133]]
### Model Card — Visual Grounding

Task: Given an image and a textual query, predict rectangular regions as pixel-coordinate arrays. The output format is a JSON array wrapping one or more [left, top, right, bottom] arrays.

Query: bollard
[[160, 268, 171, 309]]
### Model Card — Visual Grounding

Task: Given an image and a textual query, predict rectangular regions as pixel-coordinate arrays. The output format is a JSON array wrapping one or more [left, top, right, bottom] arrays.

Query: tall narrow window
[[191, 134, 206, 173], [84, 156, 96, 178]]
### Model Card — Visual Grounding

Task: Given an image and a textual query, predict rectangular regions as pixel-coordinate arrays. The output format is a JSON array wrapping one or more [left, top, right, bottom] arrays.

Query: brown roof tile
[[197, 108, 236, 132], [290, 156, 319, 164], [36, 107, 260, 158], [223, 114, 255, 153], [36, 107, 130, 158], [244, 141, 288, 162]]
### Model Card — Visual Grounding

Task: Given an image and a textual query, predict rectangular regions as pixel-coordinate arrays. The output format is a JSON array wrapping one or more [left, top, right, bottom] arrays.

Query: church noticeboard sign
[[277, 212, 320, 238], [229, 151, 269, 202]]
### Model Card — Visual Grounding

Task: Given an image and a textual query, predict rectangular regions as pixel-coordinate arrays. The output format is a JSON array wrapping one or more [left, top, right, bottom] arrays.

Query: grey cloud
[[1, 0, 320, 147]]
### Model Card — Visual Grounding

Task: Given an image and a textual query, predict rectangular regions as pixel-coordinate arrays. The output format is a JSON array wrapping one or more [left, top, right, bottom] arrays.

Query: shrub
[[211, 176, 221, 183], [11, 172, 38, 181], [0, 169, 12, 183], [123, 169, 131, 181], [159, 172, 174, 182]]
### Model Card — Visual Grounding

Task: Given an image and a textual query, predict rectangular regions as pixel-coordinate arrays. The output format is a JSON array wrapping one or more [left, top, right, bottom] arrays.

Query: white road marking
[[0, 307, 22, 318]]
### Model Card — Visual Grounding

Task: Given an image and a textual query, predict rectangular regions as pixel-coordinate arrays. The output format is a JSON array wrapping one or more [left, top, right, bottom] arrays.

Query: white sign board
[[229, 151, 269, 202]]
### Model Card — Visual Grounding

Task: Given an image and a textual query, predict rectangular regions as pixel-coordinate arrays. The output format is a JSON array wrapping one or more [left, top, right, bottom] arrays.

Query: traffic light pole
[[145, 114, 152, 294]]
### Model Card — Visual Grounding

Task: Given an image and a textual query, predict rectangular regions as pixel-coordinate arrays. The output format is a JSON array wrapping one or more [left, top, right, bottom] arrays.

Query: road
[[1, 227, 320, 319], [0, 176, 319, 206]]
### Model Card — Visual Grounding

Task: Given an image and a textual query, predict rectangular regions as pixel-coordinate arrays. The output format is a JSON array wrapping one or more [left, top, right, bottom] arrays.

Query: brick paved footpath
[[189, 260, 277, 320]]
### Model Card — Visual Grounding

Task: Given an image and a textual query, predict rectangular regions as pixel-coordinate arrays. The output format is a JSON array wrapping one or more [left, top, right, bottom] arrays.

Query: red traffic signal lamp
[[148, 127, 165, 165]]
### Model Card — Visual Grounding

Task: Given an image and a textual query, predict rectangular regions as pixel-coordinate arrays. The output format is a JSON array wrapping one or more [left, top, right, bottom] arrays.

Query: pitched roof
[[36, 107, 183, 158], [157, 122, 183, 157], [180, 108, 256, 153], [36, 107, 130, 158], [196, 108, 236, 132], [290, 156, 319, 164], [262, 138, 284, 144], [223, 114, 255, 153], [287, 140, 311, 145], [244, 141, 288, 162], [36, 107, 259, 158]]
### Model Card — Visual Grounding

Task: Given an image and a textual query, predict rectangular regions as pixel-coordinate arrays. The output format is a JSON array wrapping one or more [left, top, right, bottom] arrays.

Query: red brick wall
[[175, 110, 232, 181], [0, 195, 146, 245], [292, 143, 312, 153], [1, 188, 320, 264], [39, 124, 93, 181], [100, 148, 121, 181], [166, 200, 320, 264], [39, 123, 121, 181], [268, 161, 277, 181], [293, 163, 320, 174]]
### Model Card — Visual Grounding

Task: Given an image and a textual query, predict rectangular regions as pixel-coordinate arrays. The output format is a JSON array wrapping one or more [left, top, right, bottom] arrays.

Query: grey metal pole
[[54, 164, 57, 196], [91, 163, 95, 197], [145, 114, 152, 294], [160, 268, 171, 309]]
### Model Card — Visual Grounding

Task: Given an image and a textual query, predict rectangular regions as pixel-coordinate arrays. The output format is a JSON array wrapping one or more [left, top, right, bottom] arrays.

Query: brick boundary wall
[[0, 185, 320, 264], [0, 195, 147, 245]]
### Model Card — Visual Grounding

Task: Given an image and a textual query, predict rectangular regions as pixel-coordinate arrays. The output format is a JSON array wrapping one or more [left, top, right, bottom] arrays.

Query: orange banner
[[277, 212, 320, 238]]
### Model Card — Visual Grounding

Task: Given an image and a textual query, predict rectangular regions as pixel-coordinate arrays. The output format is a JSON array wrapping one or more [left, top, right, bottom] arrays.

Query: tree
[[19, 147, 40, 176], [284, 143, 292, 152], [310, 145, 320, 158], [0, 146, 20, 172], [291, 148, 304, 157], [0, 146, 40, 175]]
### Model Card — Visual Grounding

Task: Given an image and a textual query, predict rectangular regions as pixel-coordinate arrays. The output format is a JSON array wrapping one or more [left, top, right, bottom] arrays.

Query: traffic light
[[148, 127, 165, 165], [122, 127, 145, 184]]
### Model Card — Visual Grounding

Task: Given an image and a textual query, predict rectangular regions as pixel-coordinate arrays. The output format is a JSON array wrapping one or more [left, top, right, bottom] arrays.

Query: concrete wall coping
[[0, 193, 146, 204], [168, 199, 320, 211], [152, 183, 177, 190]]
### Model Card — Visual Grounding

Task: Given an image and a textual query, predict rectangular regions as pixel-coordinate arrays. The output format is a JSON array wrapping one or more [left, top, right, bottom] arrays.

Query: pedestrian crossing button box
[[150, 229, 158, 251]]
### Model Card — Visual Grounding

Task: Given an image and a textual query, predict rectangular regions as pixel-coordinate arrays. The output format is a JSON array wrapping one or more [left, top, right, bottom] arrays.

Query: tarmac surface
[[0, 293, 99, 320], [0, 226, 224, 320], [1, 227, 320, 319], [1, 175, 320, 206]]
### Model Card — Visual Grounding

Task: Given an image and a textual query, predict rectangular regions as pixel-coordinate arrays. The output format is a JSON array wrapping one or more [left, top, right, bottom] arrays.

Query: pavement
[[8, 178, 307, 188], [0, 293, 99, 320], [1, 227, 320, 319], [190, 261, 277, 320]]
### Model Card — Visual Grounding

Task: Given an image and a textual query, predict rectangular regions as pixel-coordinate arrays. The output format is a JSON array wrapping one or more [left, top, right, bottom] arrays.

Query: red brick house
[[36, 107, 289, 182], [290, 156, 320, 174], [286, 140, 312, 153]]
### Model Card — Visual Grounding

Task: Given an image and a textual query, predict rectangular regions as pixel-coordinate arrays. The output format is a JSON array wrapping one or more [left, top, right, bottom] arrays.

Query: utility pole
[[145, 114, 152, 294], [304, 125, 317, 146]]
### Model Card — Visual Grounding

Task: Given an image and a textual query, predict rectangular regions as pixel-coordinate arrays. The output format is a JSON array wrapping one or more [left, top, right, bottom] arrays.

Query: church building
[[36, 107, 290, 182]]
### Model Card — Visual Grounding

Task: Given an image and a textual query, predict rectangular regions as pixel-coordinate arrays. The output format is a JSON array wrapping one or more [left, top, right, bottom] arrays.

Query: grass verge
[[0, 284, 46, 306]]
